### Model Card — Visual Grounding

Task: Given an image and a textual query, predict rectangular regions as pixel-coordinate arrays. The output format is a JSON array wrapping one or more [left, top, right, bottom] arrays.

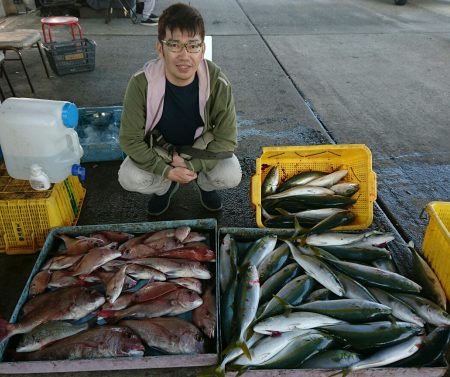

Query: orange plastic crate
[[0, 164, 85, 254], [251, 144, 377, 229], [422, 201, 450, 300]]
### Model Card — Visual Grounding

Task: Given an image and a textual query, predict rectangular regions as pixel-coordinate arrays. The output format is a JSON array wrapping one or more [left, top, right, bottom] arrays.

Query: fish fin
[[272, 295, 292, 314], [244, 327, 254, 341], [237, 340, 251, 360], [387, 315, 398, 325], [235, 366, 249, 377], [227, 364, 249, 376], [296, 234, 307, 246], [197, 365, 224, 377], [220, 341, 238, 357], [0, 318, 14, 342], [275, 208, 289, 216], [260, 205, 274, 220]]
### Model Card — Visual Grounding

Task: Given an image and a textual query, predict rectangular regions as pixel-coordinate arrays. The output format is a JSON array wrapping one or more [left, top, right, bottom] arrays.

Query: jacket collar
[[143, 58, 210, 134]]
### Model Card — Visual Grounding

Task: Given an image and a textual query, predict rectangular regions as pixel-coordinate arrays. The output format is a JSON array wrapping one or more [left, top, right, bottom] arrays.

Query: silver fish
[[232, 265, 260, 359], [330, 182, 360, 196], [233, 330, 308, 366], [261, 165, 279, 197], [350, 336, 422, 371], [395, 293, 450, 326], [289, 242, 345, 296], [277, 171, 327, 192], [240, 235, 278, 269], [265, 185, 335, 200], [219, 234, 237, 293], [307, 169, 348, 188], [254, 311, 345, 335], [368, 287, 425, 327], [409, 244, 447, 310]]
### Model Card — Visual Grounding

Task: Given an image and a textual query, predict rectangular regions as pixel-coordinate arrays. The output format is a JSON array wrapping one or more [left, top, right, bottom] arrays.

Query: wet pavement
[[0, 0, 449, 375]]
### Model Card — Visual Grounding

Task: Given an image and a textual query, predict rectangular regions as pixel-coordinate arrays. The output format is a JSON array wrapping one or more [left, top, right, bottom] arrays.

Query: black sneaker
[[147, 182, 179, 215], [149, 13, 159, 20], [198, 186, 222, 211], [140, 18, 158, 26]]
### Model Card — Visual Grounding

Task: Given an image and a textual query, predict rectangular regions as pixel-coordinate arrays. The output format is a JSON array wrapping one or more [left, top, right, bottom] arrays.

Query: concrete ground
[[0, 0, 449, 375]]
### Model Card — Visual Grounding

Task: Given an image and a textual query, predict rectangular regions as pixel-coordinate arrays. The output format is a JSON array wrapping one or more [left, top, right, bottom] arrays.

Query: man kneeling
[[118, 3, 241, 215]]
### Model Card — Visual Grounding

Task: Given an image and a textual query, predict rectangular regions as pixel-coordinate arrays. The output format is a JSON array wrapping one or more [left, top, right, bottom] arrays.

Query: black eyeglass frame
[[160, 39, 204, 53]]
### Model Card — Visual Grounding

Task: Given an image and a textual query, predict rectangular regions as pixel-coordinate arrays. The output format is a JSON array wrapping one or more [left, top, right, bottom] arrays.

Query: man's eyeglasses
[[160, 40, 204, 53]]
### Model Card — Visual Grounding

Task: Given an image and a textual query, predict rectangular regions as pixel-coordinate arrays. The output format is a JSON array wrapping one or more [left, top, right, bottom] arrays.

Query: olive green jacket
[[119, 58, 237, 178]]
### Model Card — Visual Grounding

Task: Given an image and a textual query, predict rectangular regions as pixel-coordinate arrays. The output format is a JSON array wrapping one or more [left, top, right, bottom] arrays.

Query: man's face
[[157, 28, 205, 87]]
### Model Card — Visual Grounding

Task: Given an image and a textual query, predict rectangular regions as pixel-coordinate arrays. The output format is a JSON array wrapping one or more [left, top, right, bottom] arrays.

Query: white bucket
[[0, 98, 84, 183]]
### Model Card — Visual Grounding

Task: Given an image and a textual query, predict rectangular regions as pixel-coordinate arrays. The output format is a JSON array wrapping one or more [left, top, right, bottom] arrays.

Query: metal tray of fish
[[0, 219, 219, 374], [217, 227, 448, 377]]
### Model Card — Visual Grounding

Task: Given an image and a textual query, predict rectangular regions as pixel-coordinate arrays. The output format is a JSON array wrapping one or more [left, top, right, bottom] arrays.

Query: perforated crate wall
[[422, 201, 450, 300], [0, 165, 85, 254]]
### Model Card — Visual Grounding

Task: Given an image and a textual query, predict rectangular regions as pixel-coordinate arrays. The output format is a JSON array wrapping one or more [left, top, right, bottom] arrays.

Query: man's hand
[[167, 167, 197, 184], [171, 152, 188, 169]]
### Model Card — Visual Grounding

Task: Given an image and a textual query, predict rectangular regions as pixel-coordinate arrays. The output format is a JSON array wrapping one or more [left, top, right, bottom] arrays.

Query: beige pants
[[118, 155, 242, 195]]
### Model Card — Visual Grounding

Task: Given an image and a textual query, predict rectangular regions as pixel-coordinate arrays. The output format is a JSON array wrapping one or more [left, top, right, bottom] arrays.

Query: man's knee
[[118, 158, 154, 193], [204, 156, 242, 189]]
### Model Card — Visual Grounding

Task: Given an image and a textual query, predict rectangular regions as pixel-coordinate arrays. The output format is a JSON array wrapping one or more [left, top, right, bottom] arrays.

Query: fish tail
[[196, 365, 225, 377], [235, 366, 250, 377], [236, 340, 251, 360], [293, 216, 310, 235], [0, 318, 14, 342], [272, 294, 292, 314]]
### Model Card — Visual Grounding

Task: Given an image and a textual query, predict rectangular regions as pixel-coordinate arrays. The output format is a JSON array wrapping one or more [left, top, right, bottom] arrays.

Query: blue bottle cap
[[62, 103, 79, 128], [71, 164, 86, 181]]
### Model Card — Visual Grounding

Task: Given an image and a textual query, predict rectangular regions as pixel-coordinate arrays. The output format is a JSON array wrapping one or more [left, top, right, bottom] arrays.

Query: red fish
[[97, 288, 202, 323], [0, 287, 105, 342], [192, 284, 216, 338], [156, 246, 215, 262], [28, 270, 51, 297], [119, 318, 205, 354], [14, 326, 144, 360]]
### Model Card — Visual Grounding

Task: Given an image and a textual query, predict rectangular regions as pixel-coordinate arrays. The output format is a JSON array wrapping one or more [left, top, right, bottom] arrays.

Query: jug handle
[[66, 130, 83, 158]]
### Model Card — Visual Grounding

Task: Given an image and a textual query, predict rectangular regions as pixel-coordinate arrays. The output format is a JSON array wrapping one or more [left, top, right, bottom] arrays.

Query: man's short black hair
[[158, 3, 205, 41]]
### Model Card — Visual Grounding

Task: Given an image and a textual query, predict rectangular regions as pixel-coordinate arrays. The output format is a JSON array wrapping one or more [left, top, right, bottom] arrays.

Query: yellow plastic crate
[[422, 201, 450, 300], [251, 144, 377, 229], [0, 165, 85, 255]]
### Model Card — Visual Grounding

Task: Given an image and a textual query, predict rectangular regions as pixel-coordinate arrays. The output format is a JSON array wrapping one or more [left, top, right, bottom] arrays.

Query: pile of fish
[[260, 167, 360, 229], [0, 227, 217, 361], [215, 229, 450, 375]]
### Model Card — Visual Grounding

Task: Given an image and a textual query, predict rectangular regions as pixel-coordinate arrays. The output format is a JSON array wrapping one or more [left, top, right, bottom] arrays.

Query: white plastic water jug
[[0, 98, 85, 183]]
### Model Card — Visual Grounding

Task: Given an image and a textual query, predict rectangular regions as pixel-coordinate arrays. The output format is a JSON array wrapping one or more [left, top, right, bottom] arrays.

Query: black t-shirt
[[156, 74, 204, 146]]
